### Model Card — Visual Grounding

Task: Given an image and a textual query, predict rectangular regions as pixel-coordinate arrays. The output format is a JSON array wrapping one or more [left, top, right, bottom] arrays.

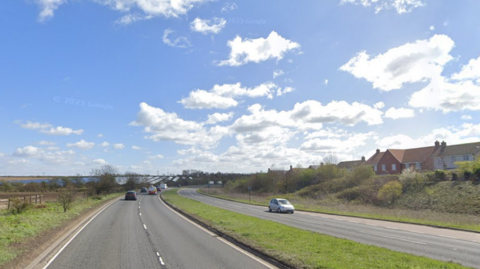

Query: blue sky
[[1, 0, 480, 176]]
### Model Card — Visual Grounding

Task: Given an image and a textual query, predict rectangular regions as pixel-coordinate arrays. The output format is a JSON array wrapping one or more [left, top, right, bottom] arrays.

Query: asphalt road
[[45, 193, 273, 269], [179, 188, 480, 269]]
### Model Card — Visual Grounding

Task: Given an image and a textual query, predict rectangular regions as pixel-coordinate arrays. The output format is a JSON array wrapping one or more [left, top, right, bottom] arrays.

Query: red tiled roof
[[364, 152, 384, 165], [388, 146, 438, 163], [337, 160, 364, 169]]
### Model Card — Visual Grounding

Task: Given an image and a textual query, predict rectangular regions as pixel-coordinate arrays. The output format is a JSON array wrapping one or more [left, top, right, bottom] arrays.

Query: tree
[[90, 165, 119, 195], [57, 186, 76, 212], [323, 152, 339, 165], [124, 172, 139, 191]]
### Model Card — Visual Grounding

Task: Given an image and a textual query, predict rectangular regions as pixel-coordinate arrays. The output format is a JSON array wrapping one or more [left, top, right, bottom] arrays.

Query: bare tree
[[58, 186, 76, 213], [323, 152, 339, 165], [90, 164, 119, 195]]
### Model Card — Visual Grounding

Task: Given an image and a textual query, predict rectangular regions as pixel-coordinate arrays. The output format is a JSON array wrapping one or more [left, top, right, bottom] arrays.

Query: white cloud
[[113, 143, 125, 149], [89, 159, 108, 166], [300, 132, 375, 153], [132, 145, 141, 150], [429, 25, 435, 31], [205, 112, 234, 124], [35, 0, 65, 22], [276, 87, 294, 96], [219, 31, 300, 66], [221, 2, 237, 13], [190, 17, 226, 34], [384, 107, 416, 119], [324, 79, 329, 86], [17, 121, 83, 135], [67, 140, 95, 150], [114, 13, 153, 25], [409, 76, 480, 112], [461, 115, 472, 120], [340, 35, 455, 91], [38, 140, 56, 146], [273, 69, 285, 78], [149, 154, 164, 159], [340, 0, 426, 14], [13, 146, 40, 157], [179, 82, 278, 109], [100, 142, 110, 147], [130, 102, 229, 148], [374, 102, 385, 109], [163, 29, 191, 48], [451, 56, 480, 84]]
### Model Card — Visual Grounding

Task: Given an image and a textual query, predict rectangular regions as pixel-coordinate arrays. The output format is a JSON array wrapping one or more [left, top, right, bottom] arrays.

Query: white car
[[268, 198, 295, 214]]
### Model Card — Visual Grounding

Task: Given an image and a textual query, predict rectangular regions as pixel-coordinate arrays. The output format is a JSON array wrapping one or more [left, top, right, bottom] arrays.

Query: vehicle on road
[[125, 191, 137, 200], [156, 186, 161, 192], [148, 185, 157, 195], [269, 198, 295, 214], [140, 187, 147, 193], [160, 183, 167, 189]]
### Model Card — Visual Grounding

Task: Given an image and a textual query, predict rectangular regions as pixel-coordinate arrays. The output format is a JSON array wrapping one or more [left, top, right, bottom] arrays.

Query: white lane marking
[[156, 252, 160, 256], [139, 206, 141, 209], [143, 224, 147, 230], [139, 213, 142, 216], [360, 231, 427, 245], [159, 257, 165, 265], [158, 196, 277, 269], [42, 199, 118, 269]]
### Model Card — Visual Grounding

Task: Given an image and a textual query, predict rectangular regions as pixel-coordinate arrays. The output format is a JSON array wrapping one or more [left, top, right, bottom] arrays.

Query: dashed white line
[[139, 213, 142, 216], [143, 224, 147, 230], [159, 257, 165, 265]]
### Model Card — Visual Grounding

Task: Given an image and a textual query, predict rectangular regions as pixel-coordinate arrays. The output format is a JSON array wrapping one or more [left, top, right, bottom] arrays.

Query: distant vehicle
[[160, 183, 167, 189], [208, 181, 214, 185], [268, 198, 295, 214], [140, 187, 147, 193], [216, 181, 223, 185], [148, 185, 157, 195], [156, 186, 161, 192], [125, 191, 137, 200]]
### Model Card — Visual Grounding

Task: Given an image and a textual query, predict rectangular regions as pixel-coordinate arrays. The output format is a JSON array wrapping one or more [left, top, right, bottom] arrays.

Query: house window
[[382, 164, 386, 171], [392, 164, 397, 171], [464, 155, 470, 161], [405, 163, 410, 169], [374, 165, 377, 171], [436, 158, 443, 164], [416, 162, 421, 169], [451, 156, 456, 162]]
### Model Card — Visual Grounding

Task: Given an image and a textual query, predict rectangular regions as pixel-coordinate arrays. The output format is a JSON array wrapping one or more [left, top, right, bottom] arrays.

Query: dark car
[[140, 187, 147, 193], [125, 191, 137, 200], [156, 186, 161, 192]]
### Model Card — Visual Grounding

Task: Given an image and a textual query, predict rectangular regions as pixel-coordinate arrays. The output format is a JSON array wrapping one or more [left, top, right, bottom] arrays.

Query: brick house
[[337, 156, 366, 171], [364, 149, 385, 174]]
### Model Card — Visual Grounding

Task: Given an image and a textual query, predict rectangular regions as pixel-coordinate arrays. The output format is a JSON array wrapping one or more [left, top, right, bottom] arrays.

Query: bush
[[434, 170, 446, 181], [9, 198, 31, 214], [377, 181, 403, 205], [399, 168, 427, 191]]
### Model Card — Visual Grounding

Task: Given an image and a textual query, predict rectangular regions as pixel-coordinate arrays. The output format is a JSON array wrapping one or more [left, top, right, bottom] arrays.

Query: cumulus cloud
[[130, 102, 228, 148], [148, 154, 164, 159], [219, 31, 300, 66], [38, 141, 56, 146], [190, 17, 226, 34], [113, 143, 125, 149], [179, 82, 278, 109], [132, 145, 141, 150], [13, 146, 40, 157], [221, 2, 237, 13], [384, 107, 416, 119], [205, 112, 234, 124], [340, 0, 426, 14], [163, 29, 191, 48], [409, 76, 480, 112], [273, 69, 285, 78], [300, 132, 376, 153], [17, 121, 83, 135], [100, 142, 110, 147], [451, 56, 480, 84], [36, 0, 65, 22], [67, 140, 95, 150], [277, 87, 294, 96], [461, 115, 472, 120], [340, 35, 454, 91]]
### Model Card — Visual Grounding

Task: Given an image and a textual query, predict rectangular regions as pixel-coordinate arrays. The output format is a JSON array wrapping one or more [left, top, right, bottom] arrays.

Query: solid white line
[[156, 252, 160, 257], [143, 224, 147, 230], [42, 199, 118, 269], [159, 257, 165, 265], [158, 195, 277, 269]]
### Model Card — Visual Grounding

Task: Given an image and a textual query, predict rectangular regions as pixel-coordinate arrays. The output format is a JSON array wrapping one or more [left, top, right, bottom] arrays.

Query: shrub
[[434, 170, 446, 181], [10, 198, 31, 214], [377, 181, 403, 205], [399, 168, 427, 191]]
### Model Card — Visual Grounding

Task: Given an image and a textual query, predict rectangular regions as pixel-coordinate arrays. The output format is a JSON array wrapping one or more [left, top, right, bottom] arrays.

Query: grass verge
[[163, 189, 468, 269], [198, 189, 480, 232], [0, 193, 121, 266]]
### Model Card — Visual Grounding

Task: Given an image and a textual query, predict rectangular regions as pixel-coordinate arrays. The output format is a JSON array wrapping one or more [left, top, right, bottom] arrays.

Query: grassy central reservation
[[163, 189, 468, 269]]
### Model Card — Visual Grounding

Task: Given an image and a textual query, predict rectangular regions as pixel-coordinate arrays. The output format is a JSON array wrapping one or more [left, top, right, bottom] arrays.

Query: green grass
[[163, 189, 469, 269], [0, 193, 121, 266], [198, 189, 480, 232]]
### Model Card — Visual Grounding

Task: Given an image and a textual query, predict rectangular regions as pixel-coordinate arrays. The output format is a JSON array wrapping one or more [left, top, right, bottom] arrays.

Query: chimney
[[435, 140, 440, 148], [361, 156, 365, 162], [441, 141, 447, 148], [290, 165, 293, 171], [376, 149, 380, 154]]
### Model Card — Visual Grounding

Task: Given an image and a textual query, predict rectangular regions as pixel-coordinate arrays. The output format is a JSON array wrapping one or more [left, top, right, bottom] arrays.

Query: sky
[[1, 0, 480, 176]]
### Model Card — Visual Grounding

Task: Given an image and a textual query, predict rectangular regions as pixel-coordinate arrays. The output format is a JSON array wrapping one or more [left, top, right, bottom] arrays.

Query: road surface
[[179, 188, 480, 269], [45, 193, 274, 269]]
